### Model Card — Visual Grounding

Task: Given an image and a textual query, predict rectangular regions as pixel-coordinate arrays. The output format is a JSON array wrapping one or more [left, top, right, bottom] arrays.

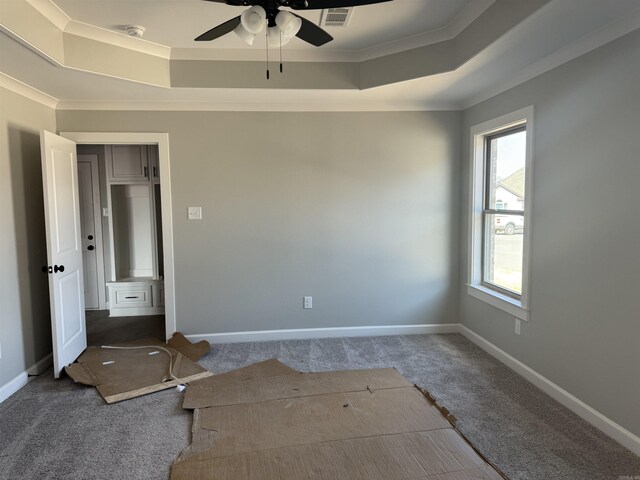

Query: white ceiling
[[50, 0, 481, 51], [1, 0, 639, 110]]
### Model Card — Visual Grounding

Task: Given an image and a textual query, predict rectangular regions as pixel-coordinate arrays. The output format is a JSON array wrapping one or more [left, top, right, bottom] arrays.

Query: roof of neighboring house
[[498, 168, 525, 199]]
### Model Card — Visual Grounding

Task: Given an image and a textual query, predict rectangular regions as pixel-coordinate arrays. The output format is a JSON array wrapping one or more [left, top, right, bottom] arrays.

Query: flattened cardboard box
[[173, 362, 507, 480], [182, 358, 299, 409], [66, 334, 212, 404]]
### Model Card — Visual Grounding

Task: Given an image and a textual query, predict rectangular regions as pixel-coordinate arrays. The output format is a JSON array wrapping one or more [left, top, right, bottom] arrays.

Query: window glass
[[486, 129, 526, 211], [483, 213, 524, 295], [482, 126, 526, 296]]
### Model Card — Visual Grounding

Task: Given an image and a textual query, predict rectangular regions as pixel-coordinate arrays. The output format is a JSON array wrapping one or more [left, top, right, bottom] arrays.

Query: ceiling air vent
[[320, 7, 353, 28]]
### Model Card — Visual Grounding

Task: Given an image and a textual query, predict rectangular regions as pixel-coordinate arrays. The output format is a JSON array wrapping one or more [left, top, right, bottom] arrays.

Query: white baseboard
[[185, 323, 460, 344], [27, 353, 53, 376], [0, 372, 29, 404], [459, 325, 640, 457], [0, 353, 53, 404]]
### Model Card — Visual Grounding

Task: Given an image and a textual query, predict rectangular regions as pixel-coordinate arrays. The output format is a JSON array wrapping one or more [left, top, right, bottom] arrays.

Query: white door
[[77, 155, 105, 309], [40, 130, 87, 378]]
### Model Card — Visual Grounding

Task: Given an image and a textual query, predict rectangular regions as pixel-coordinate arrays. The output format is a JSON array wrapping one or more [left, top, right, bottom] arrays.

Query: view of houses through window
[[483, 126, 526, 295]]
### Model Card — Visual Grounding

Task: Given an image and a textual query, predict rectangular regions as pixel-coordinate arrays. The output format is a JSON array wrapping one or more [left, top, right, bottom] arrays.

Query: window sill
[[466, 284, 528, 321]]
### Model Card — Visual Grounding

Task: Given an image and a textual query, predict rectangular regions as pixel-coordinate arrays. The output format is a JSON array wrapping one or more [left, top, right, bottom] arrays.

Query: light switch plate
[[188, 206, 202, 220]]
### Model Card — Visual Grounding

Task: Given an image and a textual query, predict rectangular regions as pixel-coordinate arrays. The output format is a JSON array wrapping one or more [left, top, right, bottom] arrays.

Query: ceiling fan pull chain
[[280, 32, 283, 74], [266, 28, 270, 80]]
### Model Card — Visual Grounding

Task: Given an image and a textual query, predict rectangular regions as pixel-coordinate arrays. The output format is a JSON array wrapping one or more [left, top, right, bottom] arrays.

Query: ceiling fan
[[195, 0, 393, 47]]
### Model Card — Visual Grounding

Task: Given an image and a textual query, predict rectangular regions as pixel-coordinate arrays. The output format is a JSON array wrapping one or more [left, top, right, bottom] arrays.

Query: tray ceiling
[[1, 0, 639, 110]]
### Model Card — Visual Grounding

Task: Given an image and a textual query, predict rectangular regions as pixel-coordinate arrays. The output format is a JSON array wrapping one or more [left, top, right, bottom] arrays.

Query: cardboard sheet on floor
[[65, 335, 213, 404], [182, 359, 299, 409], [172, 361, 507, 480]]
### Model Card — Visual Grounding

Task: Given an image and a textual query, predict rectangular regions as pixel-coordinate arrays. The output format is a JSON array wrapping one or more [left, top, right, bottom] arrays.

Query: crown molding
[[29, 0, 492, 64], [54, 99, 459, 113], [463, 6, 640, 109], [22, 0, 170, 59], [0, 72, 59, 109], [64, 21, 170, 59], [355, 0, 494, 62], [26, 0, 70, 31], [171, 0, 495, 63]]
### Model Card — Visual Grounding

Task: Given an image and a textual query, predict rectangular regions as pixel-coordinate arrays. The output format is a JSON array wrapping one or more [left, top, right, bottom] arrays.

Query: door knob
[[42, 265, 53, 274], [53, 265, 65, 273], [87, 245, 95, 251], [88, 235, 94, 240]]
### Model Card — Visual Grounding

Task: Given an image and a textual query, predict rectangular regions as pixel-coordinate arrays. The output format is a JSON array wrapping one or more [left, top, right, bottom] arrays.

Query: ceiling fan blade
[[291, 0, 392, 10], [195, 16, 241, 41], [292, 14, 333, 46]]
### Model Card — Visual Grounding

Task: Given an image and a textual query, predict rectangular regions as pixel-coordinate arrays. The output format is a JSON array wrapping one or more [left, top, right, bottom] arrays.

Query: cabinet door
[[107, 145, 149, 183]]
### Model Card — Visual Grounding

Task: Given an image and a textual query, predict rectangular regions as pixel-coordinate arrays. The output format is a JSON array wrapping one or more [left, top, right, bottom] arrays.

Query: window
[[468, 107, 533, 320]]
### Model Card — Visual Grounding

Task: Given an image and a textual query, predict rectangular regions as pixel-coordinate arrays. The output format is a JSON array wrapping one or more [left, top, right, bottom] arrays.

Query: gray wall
[[56, 111, 462, 335], [459, 30, 640, 437], [0, 87, 55, 386]]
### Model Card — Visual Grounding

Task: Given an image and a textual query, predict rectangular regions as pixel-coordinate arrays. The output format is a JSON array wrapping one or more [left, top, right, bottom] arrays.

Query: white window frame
[[467, 106, 534, 321]]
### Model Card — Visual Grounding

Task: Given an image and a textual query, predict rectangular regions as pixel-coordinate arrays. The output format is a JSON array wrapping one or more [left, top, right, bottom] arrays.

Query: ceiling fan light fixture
[[275, 10, 302, 39], [233, 23, 256, 46], [267, 26, 290, 48], [240, 5, 267, 35]]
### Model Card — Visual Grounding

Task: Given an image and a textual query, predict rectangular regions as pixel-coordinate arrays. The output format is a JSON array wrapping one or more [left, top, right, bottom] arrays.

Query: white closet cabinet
[[106, 145, 164, 317], [107, 145, 150, 183]]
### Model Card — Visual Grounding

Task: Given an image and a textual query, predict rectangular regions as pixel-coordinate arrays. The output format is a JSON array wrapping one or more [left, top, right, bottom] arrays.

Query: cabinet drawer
[[111, 286, 152, 308]]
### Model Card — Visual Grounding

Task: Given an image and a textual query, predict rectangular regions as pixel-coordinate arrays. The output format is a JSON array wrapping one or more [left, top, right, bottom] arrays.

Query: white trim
[[64, 21, 170, 59], [53, 100, 459, 113], [171, 1, 493, 63], [0, 25, 65, 67], [463, 6, 640, 109], [0, 353, 53, 404], [60, 133, 177, 340], [0, 372, 29, 404], [26, 0, 491, 64], [459, 325, 640, 457], [186, 324, 460, 344], [26, 353, 53, 376], [0, 72, 59, 109], [355, 0, 494, 62], [25, 0, 170, 59], [467, 284, 528, 321], [26, 0, 71, 31], [467, 106, 534, 317]]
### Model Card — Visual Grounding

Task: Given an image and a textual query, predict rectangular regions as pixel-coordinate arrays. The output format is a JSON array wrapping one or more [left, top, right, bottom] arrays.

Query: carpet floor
[[0, 333, 638, 480]]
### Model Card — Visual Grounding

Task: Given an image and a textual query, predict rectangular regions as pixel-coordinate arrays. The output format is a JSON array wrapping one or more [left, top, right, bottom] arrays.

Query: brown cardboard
[[65, 337, 212, 404], [182, 359, 299, 409], [172, 361, 508, 480], [168, 332, 211, 362], [183, 366, 412, 409]]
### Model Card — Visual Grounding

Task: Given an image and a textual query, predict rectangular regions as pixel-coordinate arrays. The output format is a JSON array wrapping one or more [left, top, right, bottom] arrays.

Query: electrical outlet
[[188, 206, 202, 220], [303, 296, 312, 309], [514, 318, 521, 335]]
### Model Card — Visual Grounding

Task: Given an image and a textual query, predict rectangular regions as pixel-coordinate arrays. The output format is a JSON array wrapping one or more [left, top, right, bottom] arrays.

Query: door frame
[[61, 132, 176, 340], [77, 154, 107, 310]]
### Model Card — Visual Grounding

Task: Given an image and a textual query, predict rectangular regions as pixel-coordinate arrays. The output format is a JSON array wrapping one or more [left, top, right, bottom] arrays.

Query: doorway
[[76, 144, 166, 345], [62, 133, 176, 342]]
